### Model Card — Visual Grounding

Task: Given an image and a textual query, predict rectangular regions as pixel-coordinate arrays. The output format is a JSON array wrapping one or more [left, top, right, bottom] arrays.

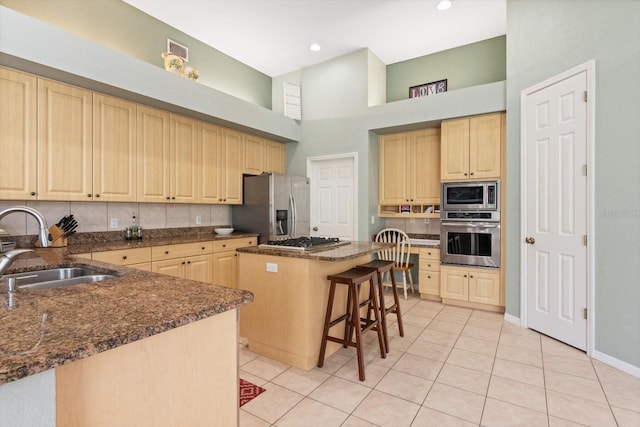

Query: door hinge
[[583, 308, 588, 319], [583, 91, 588, 102], [583, 235, 588, 246], [583, 164, 587, 176]]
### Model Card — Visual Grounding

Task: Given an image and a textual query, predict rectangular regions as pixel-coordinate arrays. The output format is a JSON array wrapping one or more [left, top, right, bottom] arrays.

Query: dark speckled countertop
[[0, 231, 257, 385]]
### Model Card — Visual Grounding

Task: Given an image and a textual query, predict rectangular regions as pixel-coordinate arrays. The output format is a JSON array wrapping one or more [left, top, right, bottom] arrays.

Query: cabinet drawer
[[152, 241, 213, 261], [213, 237, 256, 252], [92, 247, 152, 266], [419, 248, 440, 261]]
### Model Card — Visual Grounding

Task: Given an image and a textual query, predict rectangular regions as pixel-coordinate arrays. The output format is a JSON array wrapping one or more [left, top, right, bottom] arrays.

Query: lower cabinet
[[440, 265, 501, 307], [418, 248, 440, 300], [88, 247, 152, 271], [152, 254, 212, 283], [212, 251, 238, 288]]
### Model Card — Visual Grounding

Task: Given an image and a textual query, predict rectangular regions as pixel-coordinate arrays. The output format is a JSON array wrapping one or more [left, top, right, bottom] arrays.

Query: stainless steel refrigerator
[[232, 173, 310, 244]]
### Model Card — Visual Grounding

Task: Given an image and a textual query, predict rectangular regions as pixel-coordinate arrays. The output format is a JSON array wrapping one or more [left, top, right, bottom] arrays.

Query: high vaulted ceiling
[[123, 0, 506, 77]]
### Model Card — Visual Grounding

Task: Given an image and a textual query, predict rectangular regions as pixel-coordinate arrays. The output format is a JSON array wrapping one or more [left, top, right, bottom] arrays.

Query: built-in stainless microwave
[[441, 180, 500, 212]]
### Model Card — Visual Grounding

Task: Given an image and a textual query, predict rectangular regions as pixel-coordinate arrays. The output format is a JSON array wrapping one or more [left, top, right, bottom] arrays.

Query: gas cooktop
[[259, 236, 350, 252]]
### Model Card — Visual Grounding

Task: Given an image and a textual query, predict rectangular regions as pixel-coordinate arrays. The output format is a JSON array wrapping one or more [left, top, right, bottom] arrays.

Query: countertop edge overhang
[[0, 234, 257, 385]]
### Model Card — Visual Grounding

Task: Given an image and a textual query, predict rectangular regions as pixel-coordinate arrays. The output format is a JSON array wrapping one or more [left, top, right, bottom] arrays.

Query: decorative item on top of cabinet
[[0, 67, 37, 200], [440, 112, 504, 181], [378, 128, 440, 218], [418, 248, 441, 301], [440, 264, 503, 312]]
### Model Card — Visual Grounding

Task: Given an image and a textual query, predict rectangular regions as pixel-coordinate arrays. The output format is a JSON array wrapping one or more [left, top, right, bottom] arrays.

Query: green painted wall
[[387, 36, 506, 102], [0, 0, 272, 108], [506, 0, 640, 367]]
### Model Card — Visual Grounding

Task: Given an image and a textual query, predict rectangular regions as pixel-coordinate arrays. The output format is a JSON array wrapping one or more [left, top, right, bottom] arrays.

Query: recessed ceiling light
[[310, 43, 321, 52], [436, 0, 452, 11]]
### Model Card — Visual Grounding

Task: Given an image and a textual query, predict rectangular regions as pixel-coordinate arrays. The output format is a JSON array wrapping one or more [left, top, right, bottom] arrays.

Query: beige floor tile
[[547, 416, 585, 426], [242, 355, 291, 381], [593, 360, 640, 391], [241, 382, 304, 424], [600, 381, 640, 412], [335, 360, 389, 388], [308, 376, 371, 413], [406, 307, 441, 320], [461, 324, 500, 342], [455, 335, 498, 357], [470, 309, 504, 322], [541, 335, 590, 361], [501, 322, 541, 338], [434, 311, 470, 324], [481, 397, 548, 427], [385, 334, 414, 352], [423, 382, 485, 424], [403, 323, 429, 339], [414, 299, 445, 311], [543, 354, 598, 380], [428, 319, 465, 335], [317, 352, 351, 374], [446, 348, 495, 374], [466, 316, 503, 331], [487, 375, 547, 413], [547, 389, 617, 427], [441, 305, 473, 316], [402, 312, 434, 328], [436, 363, 490, 395], [239, 345, 261, 366], [416, 328, 459, 347], [375, 369, 434, 404], [406, 339, 452, 362], [240, 370, 269, 388], [496, 344, 542, 367], [367, 347, 404, 369], [274, 397, 348, 426], [411, 407, 477, 427], [393, 352, 444, 380], [544, 369, 607, 404], [352, 389, 421, 427], [492, 358, 545, 387], [239, 409, 270, 427], [499, 331, 542, 352], [341, 415, 379, 426], [271, 366, 330, 396], [611, 406, 640, 427]]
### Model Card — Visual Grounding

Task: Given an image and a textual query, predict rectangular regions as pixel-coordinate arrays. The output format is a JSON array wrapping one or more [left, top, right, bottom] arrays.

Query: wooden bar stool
[[357, 259, 404, 353], [317, 266, 386, 381]]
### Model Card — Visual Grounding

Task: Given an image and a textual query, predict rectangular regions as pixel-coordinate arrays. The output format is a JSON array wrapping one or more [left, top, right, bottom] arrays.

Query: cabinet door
[[379, 133, 409, 204], [137, 105, 170, 202], [243, 134, 263, 175], [185, 254, 213, 284], [199, 121, 223, 204], [419, 271, 441, 296], [223, 129, 243, 204], [213, 251, 238, 288], [264, 140, 285, 174], [0, 68, 37, 200], [411, 128, 440, 203], [37, 79, 93, 201], [440, 118, 469, 181], [468, 269, 501, 305], [440, 266, 469, 301], [170, 114, 199, 203], [152, 258, 185, 279], [469, 113, 502, 179], [93, 94, 137, 202]]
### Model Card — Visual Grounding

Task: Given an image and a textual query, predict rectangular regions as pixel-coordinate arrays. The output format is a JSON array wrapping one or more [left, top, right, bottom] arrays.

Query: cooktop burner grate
[[260, 236, 349, 251]]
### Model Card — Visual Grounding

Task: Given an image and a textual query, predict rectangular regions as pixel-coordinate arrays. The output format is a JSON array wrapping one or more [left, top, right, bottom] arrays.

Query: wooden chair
[[375, 228, 414, 299]]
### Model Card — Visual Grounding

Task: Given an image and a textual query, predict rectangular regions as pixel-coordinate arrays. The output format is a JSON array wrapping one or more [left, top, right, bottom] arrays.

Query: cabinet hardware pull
[[428, 275, 431, 279], [166, 197, 170, 200], [95, 194, 100, 198], [122, 256, 127, 260], [171, 196, 175, 200], [87, 194, 92, 197], [30, 191, 36, 196], [201, 247, 205, 250], [464, 173, 468, 176], [470, 172, 474, 176], [187, 261, 191, 264], [182, 261, 186, 264], [469, 275, 474, 278], [464, 274, 467, 278], [165, 251, 169, 254]]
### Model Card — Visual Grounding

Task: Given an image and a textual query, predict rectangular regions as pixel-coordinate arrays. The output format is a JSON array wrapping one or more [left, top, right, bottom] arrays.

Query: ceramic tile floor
[[238, 292, 640, 427]]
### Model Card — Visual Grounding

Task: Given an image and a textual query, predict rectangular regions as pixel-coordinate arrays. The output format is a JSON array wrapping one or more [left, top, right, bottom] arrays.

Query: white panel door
[[524, 70, 588, 350], [309, 155, 356, 240]]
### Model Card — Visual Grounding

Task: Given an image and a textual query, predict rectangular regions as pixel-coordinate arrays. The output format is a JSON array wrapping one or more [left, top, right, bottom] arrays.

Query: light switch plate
[[110, 218, 118, 229], [266, 263, 278, 273], [195, 216, 202, 225]]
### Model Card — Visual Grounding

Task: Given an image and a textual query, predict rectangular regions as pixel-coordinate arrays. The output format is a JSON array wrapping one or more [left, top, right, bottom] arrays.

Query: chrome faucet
[[0, 206, 51, 277]]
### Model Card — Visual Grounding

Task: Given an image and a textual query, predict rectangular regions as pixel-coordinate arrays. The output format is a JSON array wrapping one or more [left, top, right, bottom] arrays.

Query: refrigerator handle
[[289, 194, 296, 237]]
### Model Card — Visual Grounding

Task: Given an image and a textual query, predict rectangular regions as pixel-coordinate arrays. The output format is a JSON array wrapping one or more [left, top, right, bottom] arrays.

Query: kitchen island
[[0, 239, 253, 427], [237, 241, 390, 370]]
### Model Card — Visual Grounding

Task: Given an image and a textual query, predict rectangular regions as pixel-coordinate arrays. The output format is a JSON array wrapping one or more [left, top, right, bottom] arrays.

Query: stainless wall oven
[[441, 180, 499, 212]]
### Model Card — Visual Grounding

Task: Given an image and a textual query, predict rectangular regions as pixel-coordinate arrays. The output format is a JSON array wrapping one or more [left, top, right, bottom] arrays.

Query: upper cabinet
[[170, 114, 199, 203], [137, 105, 171, 203], [199, 123, 242, 205], [264, 139, 286, 174], [440, 112, 504, 181], [0, 67, 37, 200], [37, 78, 93, 201], [379, 128, 440, 217], [243, 135, 286, 175]]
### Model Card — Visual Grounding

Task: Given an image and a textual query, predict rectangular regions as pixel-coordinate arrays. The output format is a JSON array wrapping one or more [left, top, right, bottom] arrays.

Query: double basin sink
[[2, 266, 120, 291]]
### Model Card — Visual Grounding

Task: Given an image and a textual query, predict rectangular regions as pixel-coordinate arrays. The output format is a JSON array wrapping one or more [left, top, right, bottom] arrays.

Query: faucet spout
[[0, 206, 51, 249]]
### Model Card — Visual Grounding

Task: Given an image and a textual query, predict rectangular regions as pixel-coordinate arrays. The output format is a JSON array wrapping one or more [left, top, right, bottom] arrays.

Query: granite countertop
[[237, 241, 392, 261], [407, 233, 441, 249], [0, 234, 255, 385]]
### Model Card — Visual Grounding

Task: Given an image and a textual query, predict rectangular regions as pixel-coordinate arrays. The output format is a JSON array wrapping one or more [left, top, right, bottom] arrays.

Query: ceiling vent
[[167, 38, 189, 62]]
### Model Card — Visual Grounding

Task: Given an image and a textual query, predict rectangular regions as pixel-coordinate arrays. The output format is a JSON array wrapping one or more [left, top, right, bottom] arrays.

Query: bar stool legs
[[317, 267, 386, 381]]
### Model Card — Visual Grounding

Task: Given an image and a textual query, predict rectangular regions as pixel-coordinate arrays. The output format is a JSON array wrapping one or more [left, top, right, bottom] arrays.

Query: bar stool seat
[[317, 266, 386, 381], [357, 259, 404, 353]]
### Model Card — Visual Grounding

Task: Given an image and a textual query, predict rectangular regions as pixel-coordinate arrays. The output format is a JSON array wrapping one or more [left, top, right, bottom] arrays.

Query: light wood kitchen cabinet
[[264, 139, 286, 174], [220, 128, 243, 204], [170, 114, 199, 203], [243, 134, 264, 175], [379, 128, 440, 216], [93, 94, 137, 202], [91, 247, 152, 271], [440, 265, 501, 307], [440, 112, 504, 181], [152, 242, 214, 283], [418, 248, 441, 300], [212, 236, 257, 288], [37, 78, 93, 201], [137, 105, 170, 203], [0, 67, 37, 200]]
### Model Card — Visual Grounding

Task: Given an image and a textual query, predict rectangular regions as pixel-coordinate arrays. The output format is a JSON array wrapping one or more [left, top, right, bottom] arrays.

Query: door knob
[[525, 237, 536, 244], [313, 227, 318, 231]]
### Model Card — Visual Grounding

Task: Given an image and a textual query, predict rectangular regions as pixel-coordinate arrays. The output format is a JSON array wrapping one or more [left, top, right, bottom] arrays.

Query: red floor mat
[[239, 378, 266, 407]]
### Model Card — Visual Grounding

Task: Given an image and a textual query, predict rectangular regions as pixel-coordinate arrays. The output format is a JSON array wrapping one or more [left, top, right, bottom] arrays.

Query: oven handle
[[442, 222, 500, 228]]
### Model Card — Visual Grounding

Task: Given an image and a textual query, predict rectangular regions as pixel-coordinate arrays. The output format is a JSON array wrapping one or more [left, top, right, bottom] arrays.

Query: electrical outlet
[[371, 215, 375, 225], [424, 218, 430, 224], [266, 263, 278, 273], [110, 218, 118, 229], [195, 215, 202, 225]]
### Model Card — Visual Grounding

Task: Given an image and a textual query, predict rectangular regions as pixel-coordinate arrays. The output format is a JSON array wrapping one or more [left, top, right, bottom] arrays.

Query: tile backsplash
[[0, 200, 230, 236], [384, 217, 441, 236]]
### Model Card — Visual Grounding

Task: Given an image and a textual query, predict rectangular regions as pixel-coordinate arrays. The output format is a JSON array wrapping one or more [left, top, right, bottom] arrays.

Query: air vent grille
[[167, 38, 189, 62]]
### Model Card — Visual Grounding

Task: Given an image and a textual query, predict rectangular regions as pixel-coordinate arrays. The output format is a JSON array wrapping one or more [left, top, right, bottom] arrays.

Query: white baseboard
[[503, 313, 520, 326], [593, 350, 640, 379]]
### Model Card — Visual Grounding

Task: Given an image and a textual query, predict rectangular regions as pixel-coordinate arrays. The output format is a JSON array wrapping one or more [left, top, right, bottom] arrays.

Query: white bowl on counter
[[214, 228, 234, 235]]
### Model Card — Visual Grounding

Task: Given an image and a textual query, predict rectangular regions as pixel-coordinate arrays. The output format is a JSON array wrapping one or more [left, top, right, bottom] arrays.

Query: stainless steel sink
[[2, 266, 120, 290]]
